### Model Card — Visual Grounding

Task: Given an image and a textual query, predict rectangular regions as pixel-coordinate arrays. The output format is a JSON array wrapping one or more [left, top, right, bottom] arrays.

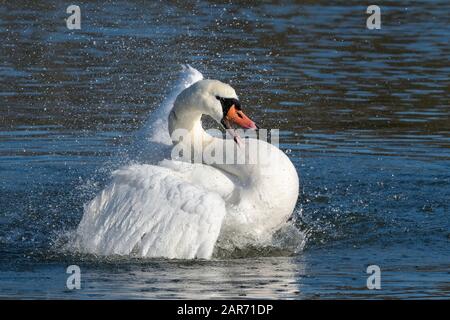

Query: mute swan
[[74, 66, 299, 259]]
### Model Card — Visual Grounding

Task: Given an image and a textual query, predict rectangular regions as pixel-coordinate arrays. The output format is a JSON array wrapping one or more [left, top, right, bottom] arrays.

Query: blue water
[[0, 0, 449, 298]]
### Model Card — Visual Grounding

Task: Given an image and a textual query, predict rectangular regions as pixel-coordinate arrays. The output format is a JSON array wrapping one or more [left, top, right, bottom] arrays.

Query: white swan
[[73, 66, 299, 259]]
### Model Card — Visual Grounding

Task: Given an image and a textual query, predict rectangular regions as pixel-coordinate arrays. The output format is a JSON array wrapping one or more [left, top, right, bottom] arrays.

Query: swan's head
[[193, 79, 258, 131]]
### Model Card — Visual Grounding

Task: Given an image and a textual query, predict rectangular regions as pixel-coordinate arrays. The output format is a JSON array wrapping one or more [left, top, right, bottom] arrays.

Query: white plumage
[[73, 65, 300, 259], [75, 163, 227, 259]]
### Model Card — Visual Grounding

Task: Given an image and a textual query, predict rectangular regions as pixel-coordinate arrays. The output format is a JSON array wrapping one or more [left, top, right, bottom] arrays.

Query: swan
[[73, 66, 299, 259]]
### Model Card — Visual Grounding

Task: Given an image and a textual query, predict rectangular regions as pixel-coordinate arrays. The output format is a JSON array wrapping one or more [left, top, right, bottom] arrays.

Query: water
[[0, 0, 449, 299]]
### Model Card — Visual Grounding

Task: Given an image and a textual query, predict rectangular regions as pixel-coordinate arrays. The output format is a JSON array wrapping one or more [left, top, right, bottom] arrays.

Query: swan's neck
[[168, 103, 209, 145], [168, 100, 257, 183]]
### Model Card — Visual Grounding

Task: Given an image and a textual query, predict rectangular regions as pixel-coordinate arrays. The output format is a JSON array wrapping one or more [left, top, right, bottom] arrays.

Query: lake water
[[0, 0, 449, 299]]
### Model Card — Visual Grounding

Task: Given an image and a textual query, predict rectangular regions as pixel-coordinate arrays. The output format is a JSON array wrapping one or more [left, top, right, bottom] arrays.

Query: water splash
[[66, 65, 304, 260]]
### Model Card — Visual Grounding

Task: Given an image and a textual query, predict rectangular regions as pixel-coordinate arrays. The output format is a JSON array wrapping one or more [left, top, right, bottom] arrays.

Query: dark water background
[[0, 0, 449, 298]]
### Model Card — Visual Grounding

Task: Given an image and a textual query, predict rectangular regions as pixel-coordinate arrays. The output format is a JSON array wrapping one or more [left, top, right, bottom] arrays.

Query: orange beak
[[224, 105, 257, 129]]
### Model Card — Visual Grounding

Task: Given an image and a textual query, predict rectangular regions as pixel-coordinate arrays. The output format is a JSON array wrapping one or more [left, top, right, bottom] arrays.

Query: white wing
[[128, 65, 203, 164], [74, 163, 226, 259], [136, 65, 203, 146]]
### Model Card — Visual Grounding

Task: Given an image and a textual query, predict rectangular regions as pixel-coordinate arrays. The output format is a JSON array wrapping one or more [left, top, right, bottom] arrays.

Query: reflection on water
[[0, 1, 449, 298], [1, 246, 449, 299]]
